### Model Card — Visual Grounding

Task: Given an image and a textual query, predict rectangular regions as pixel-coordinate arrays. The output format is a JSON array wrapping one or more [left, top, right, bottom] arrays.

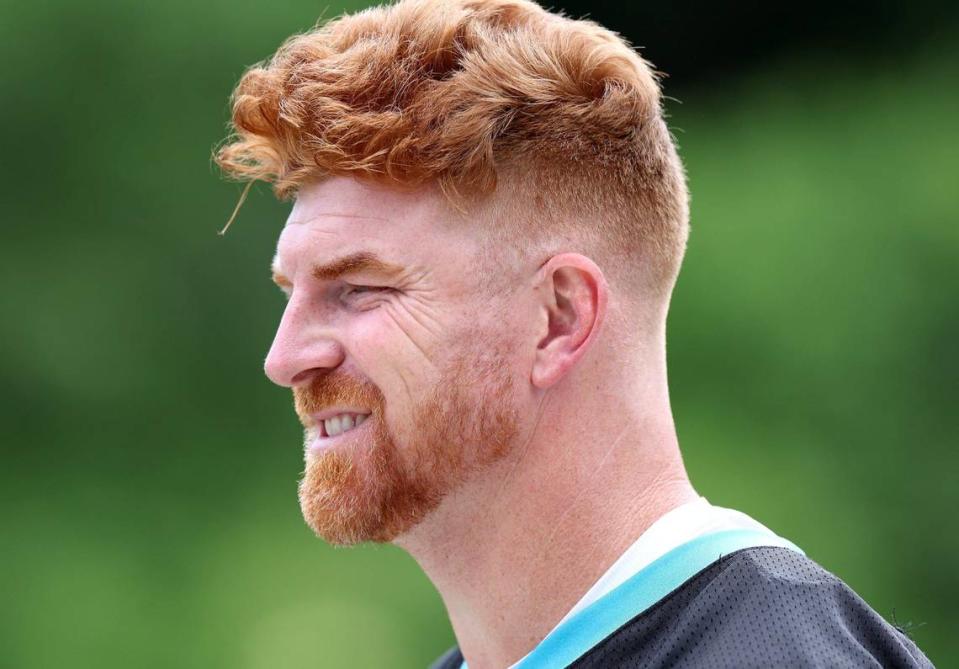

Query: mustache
[[293, 370, 385, 426]]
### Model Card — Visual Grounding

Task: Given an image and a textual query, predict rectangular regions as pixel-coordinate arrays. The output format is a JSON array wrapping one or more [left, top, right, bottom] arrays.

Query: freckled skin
[[271, 178, 497, 384], [265, 176, 530, 544], [264, 176, 700, 669]]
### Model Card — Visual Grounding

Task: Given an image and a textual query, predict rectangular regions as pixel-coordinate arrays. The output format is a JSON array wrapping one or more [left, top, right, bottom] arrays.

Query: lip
[[307, 412, 373, 450]]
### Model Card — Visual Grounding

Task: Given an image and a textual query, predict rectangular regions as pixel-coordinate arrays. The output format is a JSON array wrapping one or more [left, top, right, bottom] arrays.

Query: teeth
[[326, 415, 342, 436], [323, 413, 370, 438]]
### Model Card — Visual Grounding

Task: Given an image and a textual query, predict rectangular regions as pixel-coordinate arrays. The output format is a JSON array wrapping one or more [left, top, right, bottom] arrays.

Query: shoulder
[[427, 547, 935, 669], [571, 546, 934, 668]]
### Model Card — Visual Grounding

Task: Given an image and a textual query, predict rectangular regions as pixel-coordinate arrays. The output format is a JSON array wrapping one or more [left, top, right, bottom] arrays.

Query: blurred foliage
[[0, 0, 955, 667]]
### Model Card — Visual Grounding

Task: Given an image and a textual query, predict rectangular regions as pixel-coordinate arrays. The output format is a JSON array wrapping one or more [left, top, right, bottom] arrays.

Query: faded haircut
[[216, 0, 690, 299]]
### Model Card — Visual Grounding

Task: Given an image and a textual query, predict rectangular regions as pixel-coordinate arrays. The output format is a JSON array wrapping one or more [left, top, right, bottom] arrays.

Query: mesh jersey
[[430, 547, 933, 669]]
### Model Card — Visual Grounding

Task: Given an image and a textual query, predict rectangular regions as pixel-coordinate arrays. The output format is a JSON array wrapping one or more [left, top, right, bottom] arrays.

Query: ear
[[530, 253, 608, 389]]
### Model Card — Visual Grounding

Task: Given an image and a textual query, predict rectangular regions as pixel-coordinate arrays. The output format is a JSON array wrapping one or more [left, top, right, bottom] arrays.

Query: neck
[[395, 373, 697, 669]]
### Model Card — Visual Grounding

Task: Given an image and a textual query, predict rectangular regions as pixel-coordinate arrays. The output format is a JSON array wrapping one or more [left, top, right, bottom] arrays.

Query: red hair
[[216, 0, 689, 295]]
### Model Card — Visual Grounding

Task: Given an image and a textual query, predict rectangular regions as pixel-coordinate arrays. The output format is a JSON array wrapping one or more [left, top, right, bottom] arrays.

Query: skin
[[265, 175, 698, 669]]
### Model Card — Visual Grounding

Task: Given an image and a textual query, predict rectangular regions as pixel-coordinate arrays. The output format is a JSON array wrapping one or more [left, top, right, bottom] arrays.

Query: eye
[[341, 284, 392, 301]]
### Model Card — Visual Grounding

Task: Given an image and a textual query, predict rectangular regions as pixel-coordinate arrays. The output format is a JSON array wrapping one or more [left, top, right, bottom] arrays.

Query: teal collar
[[462, 528, 803, 669]]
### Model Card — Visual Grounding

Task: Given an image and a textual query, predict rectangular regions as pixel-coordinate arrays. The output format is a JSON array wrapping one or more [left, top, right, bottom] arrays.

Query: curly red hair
[[216, 0, 688, 295]]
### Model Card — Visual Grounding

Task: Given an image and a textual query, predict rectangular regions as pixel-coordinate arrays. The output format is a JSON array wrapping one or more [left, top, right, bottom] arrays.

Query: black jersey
[[431, 544, 933, 668]]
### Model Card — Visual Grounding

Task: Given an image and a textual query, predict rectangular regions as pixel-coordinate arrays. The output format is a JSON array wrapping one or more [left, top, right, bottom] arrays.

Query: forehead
[[273, 177, 475, 273]]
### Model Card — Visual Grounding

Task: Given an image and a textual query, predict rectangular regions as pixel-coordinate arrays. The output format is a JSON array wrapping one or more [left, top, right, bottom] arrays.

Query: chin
[[297, 434, 445, 546]]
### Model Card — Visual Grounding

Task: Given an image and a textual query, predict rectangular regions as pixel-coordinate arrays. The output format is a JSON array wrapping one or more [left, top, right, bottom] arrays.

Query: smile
[[320, 412, 371, 438]]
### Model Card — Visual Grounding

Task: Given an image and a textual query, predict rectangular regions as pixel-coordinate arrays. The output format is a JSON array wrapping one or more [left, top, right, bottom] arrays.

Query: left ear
[[530, 253, 608, 389]]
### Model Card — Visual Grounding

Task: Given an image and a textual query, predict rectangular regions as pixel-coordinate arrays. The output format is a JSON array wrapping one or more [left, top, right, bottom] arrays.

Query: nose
[[264, 297, 346, 387]]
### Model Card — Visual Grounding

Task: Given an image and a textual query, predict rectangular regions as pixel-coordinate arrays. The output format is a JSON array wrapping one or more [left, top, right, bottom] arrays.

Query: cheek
[[350, 306, 439, 368], [461, 291, 531, 354], [344, 311, 440, 413]]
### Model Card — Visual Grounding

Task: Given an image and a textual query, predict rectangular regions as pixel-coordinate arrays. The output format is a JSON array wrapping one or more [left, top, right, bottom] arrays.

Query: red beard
[[294, 350, 518, 545]]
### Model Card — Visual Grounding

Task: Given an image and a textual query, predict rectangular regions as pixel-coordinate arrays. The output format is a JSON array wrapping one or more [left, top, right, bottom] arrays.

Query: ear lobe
[[530, 254, 608, 389]]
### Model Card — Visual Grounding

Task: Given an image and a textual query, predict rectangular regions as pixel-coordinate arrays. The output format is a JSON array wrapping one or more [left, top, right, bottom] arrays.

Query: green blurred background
[[1, 0, 956, 666]]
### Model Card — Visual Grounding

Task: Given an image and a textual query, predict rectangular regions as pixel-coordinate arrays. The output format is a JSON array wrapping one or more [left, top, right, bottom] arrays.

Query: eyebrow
[[271, 251, 405, 287]]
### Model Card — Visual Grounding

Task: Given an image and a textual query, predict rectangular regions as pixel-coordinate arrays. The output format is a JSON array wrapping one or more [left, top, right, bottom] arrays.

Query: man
[[216, 0, 934, 666]]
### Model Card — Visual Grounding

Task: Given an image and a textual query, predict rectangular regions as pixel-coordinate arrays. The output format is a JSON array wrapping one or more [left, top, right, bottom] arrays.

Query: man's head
[[217, 0, 690, 545], [267, 179, 526, 545]]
